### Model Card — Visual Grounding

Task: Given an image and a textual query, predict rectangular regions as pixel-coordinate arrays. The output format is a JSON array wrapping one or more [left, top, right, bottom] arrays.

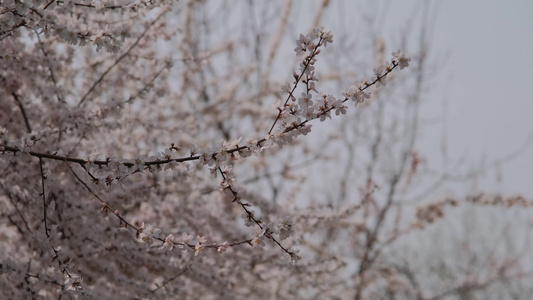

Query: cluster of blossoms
[[343, 50, 410, 105], [294, 28, 333, 55], [0, 0, 171, 53], [266, 28, 410, 153]]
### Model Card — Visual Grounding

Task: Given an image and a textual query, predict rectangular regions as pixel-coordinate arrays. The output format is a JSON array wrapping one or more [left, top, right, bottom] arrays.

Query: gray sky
[[334, 0, 533, 196], [426, 0, 533, 195]]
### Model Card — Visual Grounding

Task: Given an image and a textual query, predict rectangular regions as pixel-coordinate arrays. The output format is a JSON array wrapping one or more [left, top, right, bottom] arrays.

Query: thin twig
[[150, 267, 189, 293], [77, 10, 168, 107], [38, 157, 49, 237], [35, 30, 65, 104], [12, 93, 32, 133]]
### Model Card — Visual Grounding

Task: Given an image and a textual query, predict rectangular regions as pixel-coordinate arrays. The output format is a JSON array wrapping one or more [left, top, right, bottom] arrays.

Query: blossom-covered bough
[[0, 25, 410, 262]]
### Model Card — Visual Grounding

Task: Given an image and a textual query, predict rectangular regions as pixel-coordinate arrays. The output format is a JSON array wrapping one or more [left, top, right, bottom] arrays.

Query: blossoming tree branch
[[1, 23, 410, 259]]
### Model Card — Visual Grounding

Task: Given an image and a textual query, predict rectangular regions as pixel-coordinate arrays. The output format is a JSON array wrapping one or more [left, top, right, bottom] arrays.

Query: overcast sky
[[330, 0, 533, 196], [425, 0, 533, 196], [441, 0, 532, 196]]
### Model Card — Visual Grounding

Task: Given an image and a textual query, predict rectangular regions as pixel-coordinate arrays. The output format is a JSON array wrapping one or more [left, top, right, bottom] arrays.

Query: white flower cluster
[[343, 50, 411, 107], [277, 217, 294, 241], [392, 49, 411, 70], [150, 230, 217, 257], [136, 222, 162, 246], [248, 219, 295, 248], [0, 0, 172, 53], [294, 28, 333, 56]]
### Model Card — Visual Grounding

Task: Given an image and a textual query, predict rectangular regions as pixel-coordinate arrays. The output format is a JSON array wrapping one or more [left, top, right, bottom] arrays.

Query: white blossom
[[392, 49, 411, 69]]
